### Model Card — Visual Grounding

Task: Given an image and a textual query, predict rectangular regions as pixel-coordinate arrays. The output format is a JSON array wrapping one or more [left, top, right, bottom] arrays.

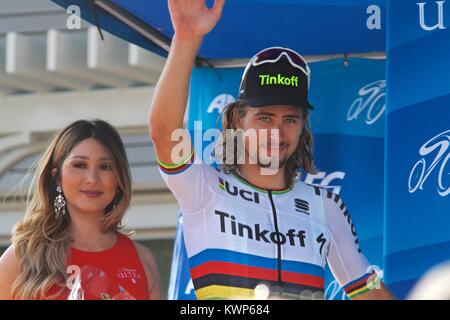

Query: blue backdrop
[[384, 0, 450, 299], [169, 58, 386, 299]]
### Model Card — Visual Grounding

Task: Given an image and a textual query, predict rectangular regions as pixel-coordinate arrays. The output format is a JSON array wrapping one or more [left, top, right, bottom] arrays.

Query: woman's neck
[[68, 208, 116, 252]]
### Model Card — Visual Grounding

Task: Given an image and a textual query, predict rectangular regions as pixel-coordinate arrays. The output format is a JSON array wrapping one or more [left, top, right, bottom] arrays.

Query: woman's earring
[[54, 185, 67, 218], [106, 189, 120, 215], [112, 190, 119, 210]]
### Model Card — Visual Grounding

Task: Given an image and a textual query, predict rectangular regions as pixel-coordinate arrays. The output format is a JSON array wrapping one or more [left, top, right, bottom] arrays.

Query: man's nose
[[268, 127, 283, 144], [270, 121, 286, 138]]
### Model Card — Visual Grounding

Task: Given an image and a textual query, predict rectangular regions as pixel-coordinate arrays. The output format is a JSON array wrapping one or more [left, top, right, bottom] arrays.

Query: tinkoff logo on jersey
[[215, 210, 306, 247], [259, 74, 299, 87]]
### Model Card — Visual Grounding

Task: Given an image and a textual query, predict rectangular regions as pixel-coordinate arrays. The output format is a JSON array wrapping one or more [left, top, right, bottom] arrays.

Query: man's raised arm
[[148, 0, 225, 164]]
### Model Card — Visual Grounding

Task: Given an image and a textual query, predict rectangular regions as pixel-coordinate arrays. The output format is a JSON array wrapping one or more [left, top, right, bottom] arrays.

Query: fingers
[[168, 0, 225, 36], [169, 0, 225, 14], [212, 0, 226, 16]]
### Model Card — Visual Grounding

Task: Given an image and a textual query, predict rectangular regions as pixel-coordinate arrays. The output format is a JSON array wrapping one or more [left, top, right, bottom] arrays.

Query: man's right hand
[[149, 0, 225, 166], [168, 0, 225, 40]]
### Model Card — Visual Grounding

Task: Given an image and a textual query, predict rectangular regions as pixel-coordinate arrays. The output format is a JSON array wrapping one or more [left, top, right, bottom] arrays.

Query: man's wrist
[[172, 33, 203, 47]]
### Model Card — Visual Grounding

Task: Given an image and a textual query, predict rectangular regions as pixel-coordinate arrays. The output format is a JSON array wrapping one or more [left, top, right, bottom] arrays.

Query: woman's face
[[59, 138, 118, 216]]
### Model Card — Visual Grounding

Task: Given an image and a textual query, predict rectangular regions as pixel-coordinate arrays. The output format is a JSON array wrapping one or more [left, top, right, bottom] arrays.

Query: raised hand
[[150, 1, 225, 167], [168, 0, 225, 40]]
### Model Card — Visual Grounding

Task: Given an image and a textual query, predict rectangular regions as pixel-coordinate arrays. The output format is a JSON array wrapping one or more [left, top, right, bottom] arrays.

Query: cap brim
[[241, 96, 314, 110]]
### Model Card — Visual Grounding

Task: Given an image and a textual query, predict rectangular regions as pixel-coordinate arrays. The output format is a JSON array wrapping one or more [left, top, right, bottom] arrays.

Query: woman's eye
[[101, 163, 113, 170], [73, 163, 86, 169]]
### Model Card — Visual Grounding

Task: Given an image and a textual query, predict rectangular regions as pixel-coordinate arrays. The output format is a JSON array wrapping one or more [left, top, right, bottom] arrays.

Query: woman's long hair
[[219, 100, 317, 185], [11, 120, 132, 300]]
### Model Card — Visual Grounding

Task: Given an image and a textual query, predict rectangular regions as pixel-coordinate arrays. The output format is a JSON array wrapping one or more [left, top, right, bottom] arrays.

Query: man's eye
[[259, 117, 271, 122], [285, 118, 297, 124]]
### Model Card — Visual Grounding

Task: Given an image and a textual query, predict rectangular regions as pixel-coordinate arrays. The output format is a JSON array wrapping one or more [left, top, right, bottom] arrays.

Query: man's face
[[236, 105, 304, 169]]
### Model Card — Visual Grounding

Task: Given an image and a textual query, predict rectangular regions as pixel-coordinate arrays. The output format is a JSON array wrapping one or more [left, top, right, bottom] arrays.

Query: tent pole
[[94, 0, 171, 53], [198, 52, 386, 68]]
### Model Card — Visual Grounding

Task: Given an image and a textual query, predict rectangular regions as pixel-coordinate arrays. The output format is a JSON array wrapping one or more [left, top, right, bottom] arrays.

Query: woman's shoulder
[[0, 245, 21, 299], [0, 244, 16, 261], [120, 235, 158, 278], [0, 245, 20, 275], [132, 241, 162, 299], [117, 233, 152, 258], [133, 242, 158, 269]]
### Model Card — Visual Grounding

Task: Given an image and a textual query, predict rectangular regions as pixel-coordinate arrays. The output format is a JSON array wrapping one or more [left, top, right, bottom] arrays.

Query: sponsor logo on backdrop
[[304, 171, 346, 195], [347, 80, 385, 125], [325, 280, 347, 300], [185, 279, 195, 296], [417, 1, 446, 31], [408, 129, 450, 197], [207, 93, 236, 114]]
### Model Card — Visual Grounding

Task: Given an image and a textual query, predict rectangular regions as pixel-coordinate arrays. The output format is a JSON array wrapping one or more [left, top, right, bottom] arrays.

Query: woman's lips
[[80, 190, 103, 198]]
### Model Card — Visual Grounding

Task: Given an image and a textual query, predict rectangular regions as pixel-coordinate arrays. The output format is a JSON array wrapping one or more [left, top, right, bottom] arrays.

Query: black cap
[[238, 49, 313, 110]]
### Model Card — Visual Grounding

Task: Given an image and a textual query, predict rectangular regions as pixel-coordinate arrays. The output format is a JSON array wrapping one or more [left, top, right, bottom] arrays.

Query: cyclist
[[149, 0, 394, 300]]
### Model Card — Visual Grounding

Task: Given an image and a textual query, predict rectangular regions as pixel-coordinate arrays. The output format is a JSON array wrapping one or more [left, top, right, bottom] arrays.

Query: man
[[149, 0, 394, 300]]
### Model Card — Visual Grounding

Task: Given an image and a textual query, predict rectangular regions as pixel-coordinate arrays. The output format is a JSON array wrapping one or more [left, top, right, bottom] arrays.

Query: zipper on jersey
[[268, 191, 282, 284]]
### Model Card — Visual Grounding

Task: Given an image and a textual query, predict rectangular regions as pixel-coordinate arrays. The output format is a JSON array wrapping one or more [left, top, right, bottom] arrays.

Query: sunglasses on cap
[[248, 46, 311, 89]]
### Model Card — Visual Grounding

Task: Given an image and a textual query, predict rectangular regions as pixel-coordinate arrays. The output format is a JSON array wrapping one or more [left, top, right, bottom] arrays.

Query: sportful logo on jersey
[[294, 198, 310, 215], [207, 93, 236, 114], [259, 74, 299, 87], [408, 129, 450, 197], [219, 177, 260, 203], [214, 210, 307, 247]]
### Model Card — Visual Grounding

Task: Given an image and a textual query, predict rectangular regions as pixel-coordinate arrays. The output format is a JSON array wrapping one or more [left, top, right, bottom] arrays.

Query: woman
[[0, 120, 161, 300]]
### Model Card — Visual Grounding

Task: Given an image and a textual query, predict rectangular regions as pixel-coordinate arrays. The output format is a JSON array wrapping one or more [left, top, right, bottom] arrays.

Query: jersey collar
[[231, 171, 293, 195]]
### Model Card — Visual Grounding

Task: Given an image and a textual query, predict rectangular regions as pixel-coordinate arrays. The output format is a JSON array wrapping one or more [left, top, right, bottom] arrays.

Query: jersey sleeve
[[157, 149, 215, 214], [322, 191, 380, 299]]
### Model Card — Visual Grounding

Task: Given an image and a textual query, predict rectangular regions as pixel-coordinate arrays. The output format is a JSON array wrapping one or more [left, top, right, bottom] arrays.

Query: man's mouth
[[262, 143, 288, 150]]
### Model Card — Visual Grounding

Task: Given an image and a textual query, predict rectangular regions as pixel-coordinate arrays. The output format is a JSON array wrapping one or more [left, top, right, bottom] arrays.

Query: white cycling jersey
[[159, 153, 379, 299]]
